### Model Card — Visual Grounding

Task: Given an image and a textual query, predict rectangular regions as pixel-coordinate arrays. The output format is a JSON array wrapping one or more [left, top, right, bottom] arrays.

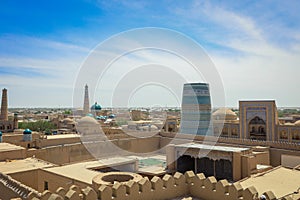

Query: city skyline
[[1, 1, 300, 107]]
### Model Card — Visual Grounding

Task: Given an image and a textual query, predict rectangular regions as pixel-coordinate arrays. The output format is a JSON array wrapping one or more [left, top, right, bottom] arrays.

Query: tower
[[180, 83, 212, 135], [83, 84, 90, 115], [0, 88, 8, 121], [23, 129, 32, 142], [13, 113, 18, 129]]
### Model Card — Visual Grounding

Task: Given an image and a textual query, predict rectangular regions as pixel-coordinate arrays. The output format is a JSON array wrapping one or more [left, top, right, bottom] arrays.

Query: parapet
[[24, 171, 283, 200]]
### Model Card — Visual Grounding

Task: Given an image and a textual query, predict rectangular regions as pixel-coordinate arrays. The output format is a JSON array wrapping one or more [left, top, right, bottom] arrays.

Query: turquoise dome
[[108, 114, 115, 119], [23, 129, 32, 135], [0, 131, 2, 136], [96, 115, 107, 120], [86, 113, 94, 118], [91, 102, 102, 111]]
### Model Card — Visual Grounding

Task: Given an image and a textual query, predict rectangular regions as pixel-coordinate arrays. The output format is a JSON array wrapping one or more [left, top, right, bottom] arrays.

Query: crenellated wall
[[24, 171, 286, 200]]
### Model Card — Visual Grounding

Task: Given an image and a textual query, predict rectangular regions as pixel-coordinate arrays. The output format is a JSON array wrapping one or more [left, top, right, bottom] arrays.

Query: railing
[[159, 131, 300, 150]]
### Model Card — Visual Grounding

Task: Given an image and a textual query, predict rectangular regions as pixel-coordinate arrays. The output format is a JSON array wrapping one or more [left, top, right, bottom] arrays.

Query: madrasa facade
[[213, 100, 300, 143]]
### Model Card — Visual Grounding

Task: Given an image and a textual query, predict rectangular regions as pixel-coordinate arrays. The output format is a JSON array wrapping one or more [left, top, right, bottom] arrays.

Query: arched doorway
[[248, 116, 266, 140]]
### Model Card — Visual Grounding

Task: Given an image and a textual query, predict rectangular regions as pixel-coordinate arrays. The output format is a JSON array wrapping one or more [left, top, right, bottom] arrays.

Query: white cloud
[[170, 1, 300, 107], [1, 1, 300, 107]]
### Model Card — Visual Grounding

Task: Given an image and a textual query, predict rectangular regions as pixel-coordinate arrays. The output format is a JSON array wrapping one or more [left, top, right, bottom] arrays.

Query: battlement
[[24, 171, 288, 200]]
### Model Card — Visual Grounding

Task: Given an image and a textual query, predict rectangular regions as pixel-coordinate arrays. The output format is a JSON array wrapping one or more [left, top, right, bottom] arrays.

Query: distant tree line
[[278, 109, 300, 117], [18, 120, 56, 132]]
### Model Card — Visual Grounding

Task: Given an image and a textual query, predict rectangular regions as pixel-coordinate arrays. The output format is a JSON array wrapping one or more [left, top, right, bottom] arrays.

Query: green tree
[[18, 120, 56, 132], [64, 109, 72, 115]]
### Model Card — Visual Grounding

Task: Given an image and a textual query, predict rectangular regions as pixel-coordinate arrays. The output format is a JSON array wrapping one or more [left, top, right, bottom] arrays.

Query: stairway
[[0, 172, 39, 199]]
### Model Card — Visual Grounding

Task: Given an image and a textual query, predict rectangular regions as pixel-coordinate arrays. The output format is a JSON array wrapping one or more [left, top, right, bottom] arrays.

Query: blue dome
[[108, 114, 116, 119], [86, 113, 94, 118], [23, 129, 32, 134], [96, 115, 107, 120], [91, 102, 102, 111]]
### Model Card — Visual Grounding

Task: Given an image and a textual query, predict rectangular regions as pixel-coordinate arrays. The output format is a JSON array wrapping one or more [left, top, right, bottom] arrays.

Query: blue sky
[[0, 0, 300, 107]]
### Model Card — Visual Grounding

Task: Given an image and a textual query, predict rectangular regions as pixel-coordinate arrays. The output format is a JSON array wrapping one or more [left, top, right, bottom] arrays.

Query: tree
[[18, 120, 56, 132], [64, 109, 72, 115]]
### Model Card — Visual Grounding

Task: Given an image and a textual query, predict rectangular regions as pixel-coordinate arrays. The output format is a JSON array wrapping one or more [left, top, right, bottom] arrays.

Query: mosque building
[[0, 84, 300, 200], [213, 100, 300, 143]]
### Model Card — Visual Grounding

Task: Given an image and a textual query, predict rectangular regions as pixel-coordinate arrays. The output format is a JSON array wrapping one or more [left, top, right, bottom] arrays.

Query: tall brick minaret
[[83, 84, 90, 115], [0, 88, 8, 121]]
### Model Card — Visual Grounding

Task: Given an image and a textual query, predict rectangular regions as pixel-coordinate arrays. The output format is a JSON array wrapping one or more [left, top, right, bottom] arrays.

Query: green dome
[[91, 102, 102, 111], [23, 129, 32, 134]]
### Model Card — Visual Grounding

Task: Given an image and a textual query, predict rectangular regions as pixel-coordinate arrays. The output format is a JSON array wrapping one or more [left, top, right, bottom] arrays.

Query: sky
[[0, 0, 300, 108]]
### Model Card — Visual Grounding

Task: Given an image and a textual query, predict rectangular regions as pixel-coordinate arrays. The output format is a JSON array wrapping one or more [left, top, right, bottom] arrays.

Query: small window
[[44, 181, 48, 190]]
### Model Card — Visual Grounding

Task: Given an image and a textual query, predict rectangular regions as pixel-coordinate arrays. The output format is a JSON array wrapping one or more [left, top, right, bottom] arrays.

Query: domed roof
[[0, 131, 2, 136], [212, 108, 237, 121], [63, 118, 73, 123], [294, 120, 300, 126], [96, 115, 107, 120], [91, 102, 102, 111], [108, 114, 115, 119], [78, 116, 99, 125], [284, 122, 294, 126], [23, 129, 32, 134], [86, 113, 94, 118]]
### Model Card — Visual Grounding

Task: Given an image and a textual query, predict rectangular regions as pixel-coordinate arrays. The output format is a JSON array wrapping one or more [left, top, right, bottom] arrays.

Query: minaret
[[83, 84, 90, 115], [13, 113, 18, 129], [0, 88, 8, 121]]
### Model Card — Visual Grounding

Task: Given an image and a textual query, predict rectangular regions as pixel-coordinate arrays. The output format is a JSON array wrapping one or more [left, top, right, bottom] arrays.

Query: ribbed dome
[[212, 108, 237, 121], [23, 129, 32, 134], [78, 116, 99, 124], [91, 102, 102, 111]]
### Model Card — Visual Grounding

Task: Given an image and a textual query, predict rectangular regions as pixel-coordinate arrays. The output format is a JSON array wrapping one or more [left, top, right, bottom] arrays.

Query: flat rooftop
[[46, 134, 80, 139], [0, 157, 54, 174], [43, 155, 167, 183], [43, 156, 137, 184], [0, 142, 25, 152], [175, 143, 250, 152], [128, 154, 167, 176], [239, 167, 300, 198]]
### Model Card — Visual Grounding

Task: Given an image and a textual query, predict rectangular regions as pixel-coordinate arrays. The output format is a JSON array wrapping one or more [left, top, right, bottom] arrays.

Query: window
[[279, 130, 288, 140], [44, 181, 48, 190], [222, 127, 228, 136], [292, 131, 300, 140], [232, 128, 238, 136]]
